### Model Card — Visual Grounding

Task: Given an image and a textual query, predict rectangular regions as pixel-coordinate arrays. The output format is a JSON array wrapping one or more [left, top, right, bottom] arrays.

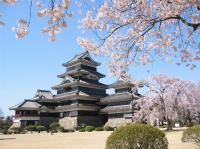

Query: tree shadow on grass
[[0, 138, 16, 140]]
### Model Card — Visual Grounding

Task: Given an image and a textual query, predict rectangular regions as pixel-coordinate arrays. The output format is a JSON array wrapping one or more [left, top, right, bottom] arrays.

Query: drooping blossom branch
[[133, 74, 200, 130]]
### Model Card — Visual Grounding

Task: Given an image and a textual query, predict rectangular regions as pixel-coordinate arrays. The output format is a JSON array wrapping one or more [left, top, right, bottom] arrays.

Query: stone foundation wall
[[105, 118, 132, 128], [59, 116, 106, 129], [59, 117, 77, 129], [77, 116, 105, 127]]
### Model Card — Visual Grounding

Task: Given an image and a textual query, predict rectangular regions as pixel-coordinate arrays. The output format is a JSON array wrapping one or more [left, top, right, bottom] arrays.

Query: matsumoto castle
[[10, 51, 141, 129]]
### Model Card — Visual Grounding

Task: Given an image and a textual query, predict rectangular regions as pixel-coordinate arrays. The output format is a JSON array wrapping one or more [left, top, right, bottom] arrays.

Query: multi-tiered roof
[[51, 51, 107, 115]]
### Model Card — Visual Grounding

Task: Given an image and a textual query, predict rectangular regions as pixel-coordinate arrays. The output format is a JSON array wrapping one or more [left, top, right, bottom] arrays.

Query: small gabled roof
[[109, 79, 135, 89], [62, 51, 100, 67], [9, 100, 41, 110], [21, 100, 41, 108], [33, 89, 53, 100]]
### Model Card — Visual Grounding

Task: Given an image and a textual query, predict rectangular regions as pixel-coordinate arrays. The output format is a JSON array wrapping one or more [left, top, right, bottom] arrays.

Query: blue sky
[[0, 1, 200, 116]]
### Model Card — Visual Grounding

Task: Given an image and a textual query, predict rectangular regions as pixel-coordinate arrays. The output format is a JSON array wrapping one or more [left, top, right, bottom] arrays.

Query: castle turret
[[100, 79, 140, 127]]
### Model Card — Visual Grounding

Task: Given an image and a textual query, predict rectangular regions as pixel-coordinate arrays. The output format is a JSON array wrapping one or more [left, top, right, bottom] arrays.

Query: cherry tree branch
[[158, 15, 200, 31], [27, 0, 32, 27]]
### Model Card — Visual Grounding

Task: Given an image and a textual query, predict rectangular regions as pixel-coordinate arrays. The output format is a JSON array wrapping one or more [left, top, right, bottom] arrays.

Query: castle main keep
[[10, 51, 141, 129]]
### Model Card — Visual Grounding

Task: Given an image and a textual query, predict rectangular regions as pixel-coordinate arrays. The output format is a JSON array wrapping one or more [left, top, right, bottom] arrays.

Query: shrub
[[186, 123, 193, 127], [49, 122, 60, 130], [24, 125, 37, 132], [95, 127, 104, 131], [69, 129, 75, 132], [14, 131, 20, 134], [106, 124, 168, 149], [60, 128, 75, 133], [2, 130, 12, 135], [57, 126, 64, 132], [182, 125, 200, 146], [75, 126, 81, 131], [62, 129, 69, 133], [36, 125, 46, 133], [79, 128, 85, 132], [2, 125, 10, 131], [11, 127, 22, 134], [20, 131, 26, 134], [85, 125, 95, 132], [2, 130, 8, 134], [104, 126, 114, 131], [7, 131, 12, 134], [51, 129, 58, 133]]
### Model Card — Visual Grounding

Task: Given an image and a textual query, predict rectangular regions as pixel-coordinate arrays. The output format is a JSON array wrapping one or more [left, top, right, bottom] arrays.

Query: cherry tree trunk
[[166, 118, 173, 131], [187, 110, 193, 127]]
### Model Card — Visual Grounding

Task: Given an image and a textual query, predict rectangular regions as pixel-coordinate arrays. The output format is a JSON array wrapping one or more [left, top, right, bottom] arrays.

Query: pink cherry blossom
[[12, 19, 28, 38], [133, 74, 200, 130], [78, 0, 200, 74], [2, 0, 17, 5]]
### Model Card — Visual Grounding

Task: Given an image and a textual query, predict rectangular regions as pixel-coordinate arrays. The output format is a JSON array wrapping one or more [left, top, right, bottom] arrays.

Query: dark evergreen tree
[[0, 108, 4, 118]]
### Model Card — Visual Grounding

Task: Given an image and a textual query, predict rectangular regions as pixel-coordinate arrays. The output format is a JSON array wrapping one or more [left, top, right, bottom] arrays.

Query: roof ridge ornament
[[62, 51, 101, 67]]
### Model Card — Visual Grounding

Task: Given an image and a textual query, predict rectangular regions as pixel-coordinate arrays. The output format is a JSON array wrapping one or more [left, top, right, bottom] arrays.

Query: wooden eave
[[55, 104, 99, 112], [53, 91, 98, 101], [56, 95, 98, 102], [100, 105, 131, 113], [67, 69, 105, 78], [10, 107, 41, 111], [52, 80, 107, 90], [100, 92, 139, 104], [57, 72, 66, 78], [40, 104, 99, 113], [57, 68, 105, 80], [35, 98, 60, 103], [9, 101, 24, 110]]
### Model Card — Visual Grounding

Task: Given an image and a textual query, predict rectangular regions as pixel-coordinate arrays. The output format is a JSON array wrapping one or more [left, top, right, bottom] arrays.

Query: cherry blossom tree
[[1, 0, 200, 75], [177, 80, 200, 126], [78, 0, 200, 74], [133, 74, 200, 131], [0, 0, 72, 41]]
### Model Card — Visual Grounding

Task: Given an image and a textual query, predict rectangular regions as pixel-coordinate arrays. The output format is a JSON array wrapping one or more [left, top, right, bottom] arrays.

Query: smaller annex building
[[101, 80, 141, 127], [10, 51, 141, 129]]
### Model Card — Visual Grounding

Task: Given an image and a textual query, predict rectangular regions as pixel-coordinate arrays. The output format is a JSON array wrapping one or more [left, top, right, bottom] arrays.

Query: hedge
[[104, 126, 114, 131], [85, 125, 95, 132], [36, 125, 46, 132], [95, 127, 104, 131], [49, 122, 60, 130]]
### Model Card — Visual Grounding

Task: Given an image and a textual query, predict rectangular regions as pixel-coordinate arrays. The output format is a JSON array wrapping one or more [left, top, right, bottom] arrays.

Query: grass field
[[0, 131, 199, 149]]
